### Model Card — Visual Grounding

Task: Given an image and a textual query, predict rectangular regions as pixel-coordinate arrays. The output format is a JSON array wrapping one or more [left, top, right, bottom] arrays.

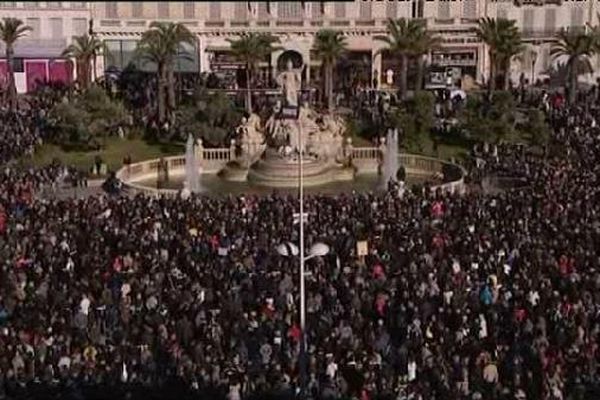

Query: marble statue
[[276, 59, 302, 108]]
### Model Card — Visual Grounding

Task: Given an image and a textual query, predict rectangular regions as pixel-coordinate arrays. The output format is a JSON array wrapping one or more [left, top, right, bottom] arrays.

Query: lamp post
[[276, 239, 330, 397], [531, 50, 537, 87]]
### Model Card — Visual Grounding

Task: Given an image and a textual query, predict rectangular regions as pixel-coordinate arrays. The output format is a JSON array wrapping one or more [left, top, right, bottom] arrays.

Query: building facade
[[1, 1, 599, 93], [0, 1, 91, 92]]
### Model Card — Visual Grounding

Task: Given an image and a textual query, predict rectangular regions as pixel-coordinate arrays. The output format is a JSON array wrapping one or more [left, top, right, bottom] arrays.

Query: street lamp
[[276, 240, 330, 397], [531, 49, 538, 86]]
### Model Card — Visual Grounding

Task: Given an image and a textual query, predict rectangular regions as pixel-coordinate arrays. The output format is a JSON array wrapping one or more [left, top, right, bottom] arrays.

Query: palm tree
[[375, 18, 423, 99], [136, 22, 195, 123], [62, 34, 106, 90], [227, 33, 280, 113], [410, 23, 441, 91], [551, 29, 595, 103], [0, 18, 31, 111], [475, 17, 522, 94], [312, 30, 347, 113]]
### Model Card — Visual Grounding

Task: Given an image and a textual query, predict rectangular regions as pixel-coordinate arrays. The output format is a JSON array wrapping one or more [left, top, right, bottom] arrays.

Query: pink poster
[[49, 60, 73, 84], [0, 61, 7, 90], [25, 61, 47, 92]]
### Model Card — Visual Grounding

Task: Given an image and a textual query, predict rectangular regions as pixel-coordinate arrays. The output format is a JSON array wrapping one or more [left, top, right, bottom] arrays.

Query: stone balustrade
[[117, 144, 466, 197]]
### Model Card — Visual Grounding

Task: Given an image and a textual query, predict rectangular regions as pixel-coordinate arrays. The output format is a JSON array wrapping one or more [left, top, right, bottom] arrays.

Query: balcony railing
[[276, 20, 303, 27], [432, 58, 477, 67], [435, 18, 455, 25], [355, 19, 375, 27], [205, 20, 225, 28]]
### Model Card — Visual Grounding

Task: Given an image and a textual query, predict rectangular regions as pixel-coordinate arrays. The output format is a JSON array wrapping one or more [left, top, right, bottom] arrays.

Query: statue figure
[[237, 113, 263, 144], [276, 59, 302, 108]]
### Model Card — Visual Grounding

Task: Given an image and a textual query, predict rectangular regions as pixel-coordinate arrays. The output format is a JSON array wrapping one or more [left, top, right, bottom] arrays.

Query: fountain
[[116, 57, 467, 196], [382, 127, 399, 187], [184, 134, 201, 192]]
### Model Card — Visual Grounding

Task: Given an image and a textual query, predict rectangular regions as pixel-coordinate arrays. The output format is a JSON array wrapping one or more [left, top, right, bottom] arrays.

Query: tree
[[49, 86, 128, 148], [62, 34, 106, 90], [389, 91, 435, 152], [176, 88, 242, 146], [475, 18, 522, 94], [458, 91, 516, 142], [313, 29, 347, 113], [0, 18, 31, 111], [375, 19, 423, 99], [522, 109, 550, 148], [410, 24, 441, 90], [136, 22, 195, 124], [227, 33, 280, 114], [551, 29, 595, 103]]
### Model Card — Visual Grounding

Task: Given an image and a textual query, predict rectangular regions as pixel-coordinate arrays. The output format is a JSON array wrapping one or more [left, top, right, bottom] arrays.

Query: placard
[[357, 241, 368, 257]]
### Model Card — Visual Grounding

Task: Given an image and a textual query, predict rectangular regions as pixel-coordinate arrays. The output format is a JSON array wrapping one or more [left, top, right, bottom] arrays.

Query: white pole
[[298, 117, 305, 333], [297, 107, 308, 397]]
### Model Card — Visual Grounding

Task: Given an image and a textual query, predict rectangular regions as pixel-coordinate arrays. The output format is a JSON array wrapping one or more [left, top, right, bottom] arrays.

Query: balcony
[[432, 58, 477, 67], [126, 21, 146, 28], [231, 20, 249, 27], [514, 0, 546, 6], [100, 20, 121, 27], [276, 20, 304, 27], [205, 20, 225, 28], [355, 19, 375, 27], [435, 18, 455, 25], [330, 20, 351, 27]]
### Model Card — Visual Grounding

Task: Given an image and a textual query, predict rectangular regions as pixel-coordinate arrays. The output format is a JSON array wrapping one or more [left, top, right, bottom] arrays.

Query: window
[[386, 1, 397, 19], [0, 2, 16, 7], [257, 2, 269, 20], [70, 2, 86, 8], [234, 2, 248, 21], [106, 2, 118, 19], [523, 9, 535, 34], [278, 2, 302, 19], [497, 7, 508, 20], [27, 2, 39, 7], [541, 46, 550, 70], [26, 18, 40, 39], [334, 3, 345, 19], [183, 2, 195, 19], [157, 2, 169, 18], [13, 58, 24, 73], [132, 2, 143, 18], [438, 2, 450, 19], [544, 9, 556, 34], [209, 3, 221, 21], [47, 2, 62, 8], [463, 0, 476, 19], [72, 18, 87, 36], [359, 2, 371, 20], [50, 18, 63, 38], [571, 7, 584, 28], [311, 2, 323, 19]]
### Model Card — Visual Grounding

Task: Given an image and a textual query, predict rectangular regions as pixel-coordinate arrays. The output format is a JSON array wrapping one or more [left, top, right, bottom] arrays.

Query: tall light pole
[[297, 105, 307, 398], [276, 241, 330, 397]]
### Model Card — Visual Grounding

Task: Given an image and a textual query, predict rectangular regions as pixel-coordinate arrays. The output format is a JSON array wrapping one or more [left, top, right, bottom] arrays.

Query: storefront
[[427, 49, 478, 89], [103, 39, 200, 74], [0, 59, 73, 93]]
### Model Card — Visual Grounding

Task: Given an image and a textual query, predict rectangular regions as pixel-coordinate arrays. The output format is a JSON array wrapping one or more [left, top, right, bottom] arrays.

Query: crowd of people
[[0, 89, 600, 400]]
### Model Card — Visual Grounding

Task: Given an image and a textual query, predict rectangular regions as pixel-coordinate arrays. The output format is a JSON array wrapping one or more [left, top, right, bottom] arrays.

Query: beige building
[[0, 1, 91, 92], [1, 1, 599, 92]]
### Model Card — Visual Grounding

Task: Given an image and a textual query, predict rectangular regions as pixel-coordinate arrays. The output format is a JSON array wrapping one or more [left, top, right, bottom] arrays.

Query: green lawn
[[21, 137, 184, 175]]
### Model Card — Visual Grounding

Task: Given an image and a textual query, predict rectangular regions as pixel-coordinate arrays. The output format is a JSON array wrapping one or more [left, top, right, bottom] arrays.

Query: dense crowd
[[1, 93, 600, 400]]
